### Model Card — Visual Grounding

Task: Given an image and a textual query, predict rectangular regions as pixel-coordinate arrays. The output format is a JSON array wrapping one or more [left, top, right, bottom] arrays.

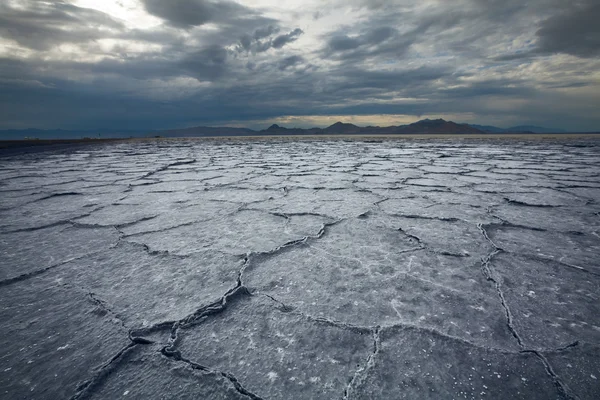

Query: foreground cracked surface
[[1, 138, 599, 399]]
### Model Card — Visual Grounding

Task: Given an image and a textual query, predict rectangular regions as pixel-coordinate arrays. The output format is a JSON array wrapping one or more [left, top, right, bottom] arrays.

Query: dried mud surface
[[1, 139, 599, 399]]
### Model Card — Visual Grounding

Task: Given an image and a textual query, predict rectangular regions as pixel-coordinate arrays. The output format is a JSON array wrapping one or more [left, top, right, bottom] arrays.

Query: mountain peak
[[414, 118, 447, 125], [393, 118, 483, 134], [325, 121, 359, 131], [322, 121, 361, 134], [267, 124, 283, 130]]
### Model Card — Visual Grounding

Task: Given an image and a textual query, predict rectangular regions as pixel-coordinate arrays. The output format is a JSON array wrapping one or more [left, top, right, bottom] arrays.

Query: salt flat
[[1, 139, 599, 399]]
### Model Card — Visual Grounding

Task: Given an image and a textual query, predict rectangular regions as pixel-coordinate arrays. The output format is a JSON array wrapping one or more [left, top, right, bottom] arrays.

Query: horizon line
[[2, 118, 596, 133]]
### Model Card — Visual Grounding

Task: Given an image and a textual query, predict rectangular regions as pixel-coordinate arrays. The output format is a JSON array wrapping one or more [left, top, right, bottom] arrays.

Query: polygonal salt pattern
[[0, 138, 599, 400]]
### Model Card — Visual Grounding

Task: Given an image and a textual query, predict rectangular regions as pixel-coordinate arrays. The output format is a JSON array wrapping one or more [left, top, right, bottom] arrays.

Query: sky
[[0, 0, 599, 131]]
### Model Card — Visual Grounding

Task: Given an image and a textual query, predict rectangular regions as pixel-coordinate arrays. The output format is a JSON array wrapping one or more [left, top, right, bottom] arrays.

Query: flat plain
[[1, 138, 599, 399]]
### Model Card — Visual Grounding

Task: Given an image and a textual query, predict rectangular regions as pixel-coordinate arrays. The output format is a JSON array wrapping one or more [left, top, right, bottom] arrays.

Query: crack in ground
[[477, 223, 505, 250], [478, 230, 523, 348], [261, 293, 539, 354], [1, 204, 111, 234], [66, 215, 160, 231], [239, 218, 345, 283], [242, 209, 335, 222], [138, 159, 197, 180], [522, 351, 579, 400], [481, 220, 547, 234], [523, 253, 600, 279], [386, 213, 462, 223], [477, 222, 581, 399], [480, 213, 600, 277], [0, 249, 110, 288], [396, 227, 424, 247], [69, 342, 139, 400], [120, 217, 222, 239], [137, 242, 193, 259], [262, 294, 372, 335], [391, 229, 468, 258], [480, 222, 600, 279], [159, 347, 264, 400], [2, 219, 84, 234], [87, 292, 129, 330], [117, 219, 349, 399], [543, 341, 580, 354], [344, 326, 381, 400], [36, 191, 84, 200], [263, 283, 594, 396], [126, 219, 347, 345], [128, 285, 249, 349], [504, 198, 562, 208]]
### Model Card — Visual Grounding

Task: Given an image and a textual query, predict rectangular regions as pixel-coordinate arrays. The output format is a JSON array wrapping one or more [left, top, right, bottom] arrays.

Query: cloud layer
[[0, 0, 599, 131]]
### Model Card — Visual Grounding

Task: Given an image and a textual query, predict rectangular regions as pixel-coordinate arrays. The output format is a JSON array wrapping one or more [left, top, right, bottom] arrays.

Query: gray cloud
[[488, 0, 600, 60], [334, 66, 450, 93], [254, 25, 280, 40], [364, 27, 397, 45], [535, 0, 600, 58], [140, 0, 281, 58], [0, 1, 123, 50], [321, 0, 526, 63], [180, 45, 229, 80], [142, 0, 251, 28], [237, 27, 304, 54], [239, 35, 253, 51], [326, 26, 399, 54], [323, 26, 413, 62], [0, 0, 599, 132], [278, 55, 305, 70], [324, 0, 540, 64], [272, 28, 304, 48], [328, 35, 361, 52]]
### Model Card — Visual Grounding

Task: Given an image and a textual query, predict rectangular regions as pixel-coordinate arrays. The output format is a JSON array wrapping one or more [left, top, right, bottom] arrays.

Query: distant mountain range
[[469, 124, 566, 134], [0, 128, 151, 140], [0, 119, 584, 140], [258, 119, 486, 135]]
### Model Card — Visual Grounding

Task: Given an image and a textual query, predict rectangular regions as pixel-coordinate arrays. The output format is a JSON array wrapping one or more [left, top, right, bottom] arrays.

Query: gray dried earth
[[1, 139, 599, 399]]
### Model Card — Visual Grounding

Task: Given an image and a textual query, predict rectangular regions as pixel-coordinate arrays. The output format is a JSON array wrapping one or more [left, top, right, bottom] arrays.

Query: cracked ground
[[1, 139, 599, 400]]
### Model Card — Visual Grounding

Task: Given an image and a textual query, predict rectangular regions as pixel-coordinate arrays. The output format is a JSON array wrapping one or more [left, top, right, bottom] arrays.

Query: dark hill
[[324, 122, 361, 134], [396, 119, 485, 134]]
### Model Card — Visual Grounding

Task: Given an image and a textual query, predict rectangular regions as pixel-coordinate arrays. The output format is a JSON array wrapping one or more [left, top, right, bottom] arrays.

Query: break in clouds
[[0, 0, 599, 131]]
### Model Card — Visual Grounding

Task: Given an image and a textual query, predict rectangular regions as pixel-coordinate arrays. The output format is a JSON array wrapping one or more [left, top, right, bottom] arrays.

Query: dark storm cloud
[[323, 1, 516, 62], [254, 25, 280, 40], [322, 0, 534, 63], [237, 28, 304, 54], [364, 27, 397, 45], [239, 35, 253, 51], [0, 0, 295, 85], [180, 45, 229, 80], [1, 0, 599, 132], [0, 58, 447, 129], [272, 29, 304, 48], [438, 80, 535, 99], [141, 0, 282, 57], [0, 1, 123, 50], [328, 36, 361, 52], [326, 27, 398, 52], [331, 66, 450, 94], [0, 58, 595, 132], [324, 26, 413, 61], [278, 55, 304, 70], [492, 0, 600, 60], [535, 0, 600, 58], [142, 0, 255, 28]]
